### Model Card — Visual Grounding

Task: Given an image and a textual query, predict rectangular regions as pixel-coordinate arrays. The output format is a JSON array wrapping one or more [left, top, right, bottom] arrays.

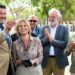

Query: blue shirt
[[3, 30, 11, 48], [31, 26, 41, 38]]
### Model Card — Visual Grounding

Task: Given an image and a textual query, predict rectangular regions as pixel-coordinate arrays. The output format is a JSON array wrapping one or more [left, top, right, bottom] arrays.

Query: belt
[[49, 56, 55, 58]]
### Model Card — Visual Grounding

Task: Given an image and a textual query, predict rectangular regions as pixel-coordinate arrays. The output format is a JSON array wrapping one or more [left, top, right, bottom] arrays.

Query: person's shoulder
[[59, 24, 67, 27], [11, 33, 17, 37], [41, 25, 49, 30], [36, 25, 41, 29], [58, 24, 68, 30], [31, 36, 41, 43], [13, 38, 19, 44], [11, 33, 19, 42]]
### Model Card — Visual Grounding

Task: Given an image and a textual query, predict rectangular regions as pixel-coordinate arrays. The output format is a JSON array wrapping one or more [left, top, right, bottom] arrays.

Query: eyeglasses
[[29, 20, 37, 22]]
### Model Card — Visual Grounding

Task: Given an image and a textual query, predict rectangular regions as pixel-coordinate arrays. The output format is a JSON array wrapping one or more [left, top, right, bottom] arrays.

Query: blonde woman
[[12, 19, 43, 75]]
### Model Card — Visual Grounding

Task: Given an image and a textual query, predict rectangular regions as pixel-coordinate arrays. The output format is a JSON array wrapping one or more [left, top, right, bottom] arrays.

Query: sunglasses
[[29, 20, 37, 22], [49, 16, 56, 18]]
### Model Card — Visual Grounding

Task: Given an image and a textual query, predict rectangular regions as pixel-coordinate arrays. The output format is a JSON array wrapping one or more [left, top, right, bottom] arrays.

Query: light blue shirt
[[49, 25, 57, 56], [3, 30, 11, 48]]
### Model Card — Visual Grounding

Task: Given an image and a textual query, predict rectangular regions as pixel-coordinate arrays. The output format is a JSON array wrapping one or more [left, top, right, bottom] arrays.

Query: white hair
[[28, 14, 38, 21], [48, 8, 62, 18]]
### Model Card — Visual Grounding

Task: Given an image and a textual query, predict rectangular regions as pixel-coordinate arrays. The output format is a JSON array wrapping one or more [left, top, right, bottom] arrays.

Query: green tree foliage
[[0, 0, 14, 5], [1, 0, 75, 24], [31, 0, 75, 23], [0, 0, 31, 20], [31, 0, 40, 6], [5, 0, 11, 5]]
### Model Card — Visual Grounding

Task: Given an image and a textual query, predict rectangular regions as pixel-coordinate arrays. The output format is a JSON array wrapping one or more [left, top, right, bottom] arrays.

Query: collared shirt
[[49, 25, 57, 56], [3, 30, 11, 49], [13, 36, 43, 65], [31, 26, 41, 38]]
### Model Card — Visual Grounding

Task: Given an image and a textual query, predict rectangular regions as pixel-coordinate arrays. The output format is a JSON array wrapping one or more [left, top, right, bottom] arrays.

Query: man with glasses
[[11, 15, 41, 42], [40, 8, 69, 75], [28, 14, 41, 38]]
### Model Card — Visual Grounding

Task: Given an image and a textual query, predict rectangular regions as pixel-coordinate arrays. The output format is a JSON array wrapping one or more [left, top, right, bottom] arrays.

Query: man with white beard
[[40, 8, 69, 75]]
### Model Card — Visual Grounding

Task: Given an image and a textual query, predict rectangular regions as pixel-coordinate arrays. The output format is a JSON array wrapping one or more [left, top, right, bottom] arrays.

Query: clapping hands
[[44, 28, 53, 42]]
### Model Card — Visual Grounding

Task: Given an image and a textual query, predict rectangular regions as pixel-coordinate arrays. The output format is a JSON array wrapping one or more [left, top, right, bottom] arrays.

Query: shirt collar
[[50, 24, 58, 30], [19, 36, 34, 43]]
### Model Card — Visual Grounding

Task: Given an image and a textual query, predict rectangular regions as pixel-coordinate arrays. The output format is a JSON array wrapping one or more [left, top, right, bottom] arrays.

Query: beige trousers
[[43, 57, 64, 75]]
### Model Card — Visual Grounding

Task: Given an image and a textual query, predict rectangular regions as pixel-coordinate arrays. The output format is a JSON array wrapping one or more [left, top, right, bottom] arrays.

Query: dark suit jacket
[[40, 25, 69, 68], [11, 33, 18, 42]]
